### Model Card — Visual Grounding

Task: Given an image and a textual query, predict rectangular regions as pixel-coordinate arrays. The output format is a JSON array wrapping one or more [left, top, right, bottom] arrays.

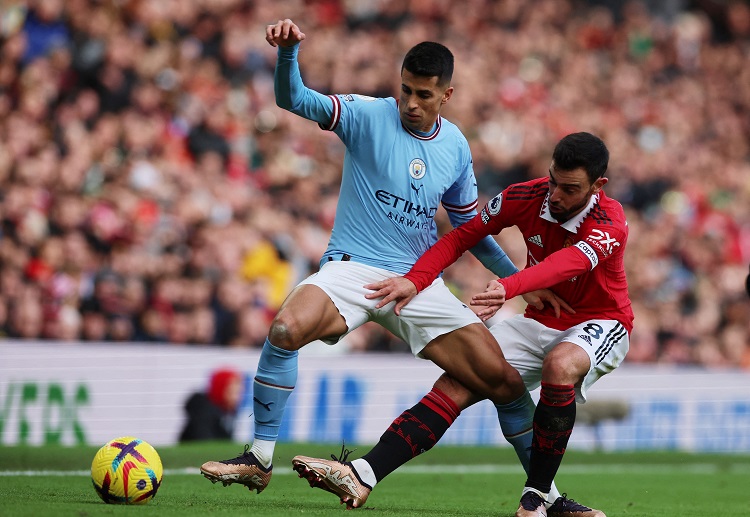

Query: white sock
[[548, 481, 561, 504], [250, 439, 275, 468], [351, 458, 377, 488]]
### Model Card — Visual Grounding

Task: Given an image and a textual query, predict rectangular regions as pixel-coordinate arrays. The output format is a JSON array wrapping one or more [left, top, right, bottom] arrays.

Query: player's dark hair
[[402, 42, 454, 86], [552, 132, 609, 184]]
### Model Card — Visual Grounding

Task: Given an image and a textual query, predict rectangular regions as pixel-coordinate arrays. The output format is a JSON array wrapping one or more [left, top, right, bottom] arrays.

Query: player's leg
[[293, 373, 479, 508], [251, 283, 349, 465], [517, 342, 592, 517], [522, 342, 584, 498], [201, 282, 349, 492], [355, 373, 478, 483], [519, 320, 627, 517]]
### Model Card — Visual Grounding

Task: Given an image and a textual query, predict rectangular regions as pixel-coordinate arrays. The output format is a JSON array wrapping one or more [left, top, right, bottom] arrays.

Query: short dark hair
[[552, 132, 610, 184], [402, 42, 454, 86]]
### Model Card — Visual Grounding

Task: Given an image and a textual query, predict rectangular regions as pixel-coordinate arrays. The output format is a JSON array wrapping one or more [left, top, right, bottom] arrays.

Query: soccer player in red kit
[[293, 132, 632, 517]]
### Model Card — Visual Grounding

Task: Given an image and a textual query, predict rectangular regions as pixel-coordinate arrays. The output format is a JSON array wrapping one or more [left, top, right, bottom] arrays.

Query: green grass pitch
[[1, 441, 748, 516]]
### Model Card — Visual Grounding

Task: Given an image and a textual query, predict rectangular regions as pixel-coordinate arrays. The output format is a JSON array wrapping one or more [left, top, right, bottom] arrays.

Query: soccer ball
[[91, 436, 163, 504]]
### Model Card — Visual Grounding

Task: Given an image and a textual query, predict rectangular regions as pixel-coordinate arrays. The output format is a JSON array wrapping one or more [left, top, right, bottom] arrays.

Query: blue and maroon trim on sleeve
[[317, 94, 341, 131], [442, 198, 478, 214]]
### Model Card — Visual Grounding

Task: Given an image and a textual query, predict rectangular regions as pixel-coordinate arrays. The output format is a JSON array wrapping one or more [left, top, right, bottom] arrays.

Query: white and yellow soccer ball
[[91, 436, 163, 504]]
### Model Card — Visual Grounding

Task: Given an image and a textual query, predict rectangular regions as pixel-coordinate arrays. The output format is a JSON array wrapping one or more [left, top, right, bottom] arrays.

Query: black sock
[[526, 382, 576, 494], [362, 388, 459, 482]]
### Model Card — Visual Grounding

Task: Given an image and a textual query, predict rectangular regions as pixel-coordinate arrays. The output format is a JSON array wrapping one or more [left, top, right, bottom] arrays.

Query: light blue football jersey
[[275, 45, 515, 276]]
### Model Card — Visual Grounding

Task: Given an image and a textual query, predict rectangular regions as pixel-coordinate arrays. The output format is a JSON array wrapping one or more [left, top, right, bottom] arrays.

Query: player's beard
[[549, 195, 591, 223]]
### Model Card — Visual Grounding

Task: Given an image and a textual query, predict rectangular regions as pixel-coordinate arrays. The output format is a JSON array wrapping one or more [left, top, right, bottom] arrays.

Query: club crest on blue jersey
[[409, 158, 426, 180]]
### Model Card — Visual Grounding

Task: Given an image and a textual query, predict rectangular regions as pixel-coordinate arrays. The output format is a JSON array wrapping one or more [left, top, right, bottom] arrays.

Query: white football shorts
[[489, 315, 629, 403], [299, 260, 482, 357]]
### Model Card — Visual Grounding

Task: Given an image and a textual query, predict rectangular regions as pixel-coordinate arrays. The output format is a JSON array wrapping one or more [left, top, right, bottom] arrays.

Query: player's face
[[547, 162, 607, 222], [398, 70, 453, 133]]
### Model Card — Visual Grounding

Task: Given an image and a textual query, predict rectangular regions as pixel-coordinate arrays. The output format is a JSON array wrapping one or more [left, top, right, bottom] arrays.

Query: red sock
[[526, 382, 576, 494], [362, 388, 459, 481]]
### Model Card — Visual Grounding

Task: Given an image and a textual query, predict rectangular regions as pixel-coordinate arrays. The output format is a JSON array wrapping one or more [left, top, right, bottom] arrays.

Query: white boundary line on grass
[[2, 463, 750, 476]]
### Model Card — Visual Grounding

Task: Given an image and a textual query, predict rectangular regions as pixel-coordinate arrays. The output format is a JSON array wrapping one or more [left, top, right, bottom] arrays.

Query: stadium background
[[1, 0, 749, 451]]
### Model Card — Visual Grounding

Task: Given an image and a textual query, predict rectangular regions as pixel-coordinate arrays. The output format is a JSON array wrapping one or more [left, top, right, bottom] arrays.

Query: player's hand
[[470, 279, 506, 321], [522, 289, 575, 318], [364, 277, 418, 316], [266, 19, 306, 47]]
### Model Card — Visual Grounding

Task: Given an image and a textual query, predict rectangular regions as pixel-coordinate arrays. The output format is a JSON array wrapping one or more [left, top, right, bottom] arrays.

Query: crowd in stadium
[[0, 0, 748, 367]]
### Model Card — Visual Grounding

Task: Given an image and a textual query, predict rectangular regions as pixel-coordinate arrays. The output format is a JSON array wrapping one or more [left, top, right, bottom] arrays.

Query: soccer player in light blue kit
[[200, 18, 564, 508]]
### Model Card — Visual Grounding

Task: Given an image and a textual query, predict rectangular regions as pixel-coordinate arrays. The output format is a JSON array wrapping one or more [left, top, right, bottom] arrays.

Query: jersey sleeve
[[275, 45, 335, 127], [498, 246, 592, 299], [499, 217, 627, 299]]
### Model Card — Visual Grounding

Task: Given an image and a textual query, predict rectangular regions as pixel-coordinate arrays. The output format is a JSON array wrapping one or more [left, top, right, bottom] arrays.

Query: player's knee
[[268, 316, 298, 349], [541, 355, 585, 385]]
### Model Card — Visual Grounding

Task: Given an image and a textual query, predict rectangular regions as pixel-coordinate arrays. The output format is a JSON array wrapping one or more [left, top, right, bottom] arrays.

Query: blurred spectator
[[0, 0, 747, 367], [80, 299, 107, 342], [134, 307, 168, 342], [21, 0, 70, 65], [179, 367, 243, 442]]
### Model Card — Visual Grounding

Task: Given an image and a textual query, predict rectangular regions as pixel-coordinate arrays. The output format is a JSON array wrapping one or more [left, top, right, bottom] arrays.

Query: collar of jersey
[[401, 116, 441, 140], [539, 192, 600, 233]]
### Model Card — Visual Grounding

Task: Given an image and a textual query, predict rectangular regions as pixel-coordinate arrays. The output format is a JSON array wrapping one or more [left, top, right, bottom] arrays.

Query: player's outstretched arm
[[266, 18, 306, 48], [269, 20, 333, 126]]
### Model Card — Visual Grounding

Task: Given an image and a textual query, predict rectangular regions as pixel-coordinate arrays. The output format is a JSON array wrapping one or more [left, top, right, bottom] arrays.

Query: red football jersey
[[405, 177, 634, 333]]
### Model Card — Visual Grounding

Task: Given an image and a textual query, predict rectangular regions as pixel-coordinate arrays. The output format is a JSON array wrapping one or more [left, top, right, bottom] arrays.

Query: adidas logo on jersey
[[527, 234, 543, 247]]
